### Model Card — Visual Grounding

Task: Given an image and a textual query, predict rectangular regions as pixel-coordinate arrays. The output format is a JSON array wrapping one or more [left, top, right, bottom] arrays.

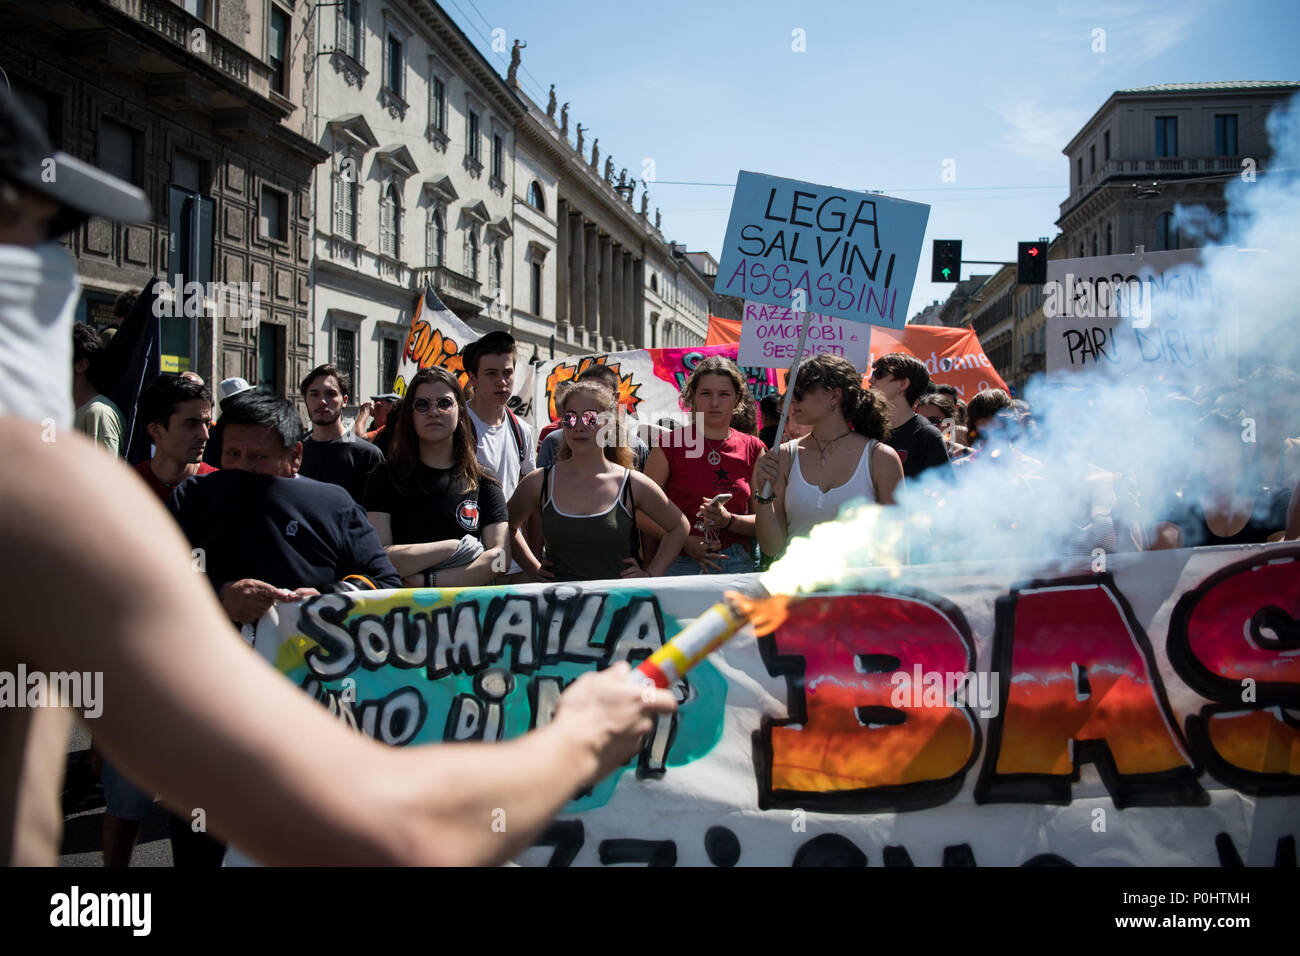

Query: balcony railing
[[1060, 155, 1260, 217], [113, 0, 273, 97], [412, 266, 481, 311]]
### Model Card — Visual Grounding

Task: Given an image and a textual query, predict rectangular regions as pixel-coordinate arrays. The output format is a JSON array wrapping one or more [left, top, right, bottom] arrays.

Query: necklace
[[810, 430, 852, 465], [704, 431, 729, 466]]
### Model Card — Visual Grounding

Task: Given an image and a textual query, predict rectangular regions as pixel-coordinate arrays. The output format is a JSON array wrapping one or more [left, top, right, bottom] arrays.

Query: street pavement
[[60, 723, 173, 867]]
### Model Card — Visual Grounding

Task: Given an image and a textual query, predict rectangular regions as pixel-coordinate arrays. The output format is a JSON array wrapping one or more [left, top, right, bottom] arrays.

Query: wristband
[[724, 513, 735, 530], [423, 569, 437, 588], [754, 494, 776, 504]]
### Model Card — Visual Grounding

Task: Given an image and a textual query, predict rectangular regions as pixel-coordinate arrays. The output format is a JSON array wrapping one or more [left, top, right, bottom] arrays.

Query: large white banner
[[253, 544, 1300, 866]]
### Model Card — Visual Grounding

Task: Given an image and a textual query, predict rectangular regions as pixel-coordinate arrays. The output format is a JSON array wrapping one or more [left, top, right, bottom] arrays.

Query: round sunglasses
[[559, 410, 602, 429], [411, 396, 456, 413]]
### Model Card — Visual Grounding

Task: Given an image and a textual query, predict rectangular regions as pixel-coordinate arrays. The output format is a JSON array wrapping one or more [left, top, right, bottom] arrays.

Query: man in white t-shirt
[[463, 331, 536, 578]]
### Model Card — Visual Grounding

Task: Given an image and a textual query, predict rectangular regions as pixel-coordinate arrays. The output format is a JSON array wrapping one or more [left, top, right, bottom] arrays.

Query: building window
[[259, 185, 288, 242], [426, 208, 445, 267], [268, 5, 290, 95], [530, 261, 542, 315], [337, 0, 362, 61], [468, 111, 480, 161], [491, 242, 502, 294], [1215, 114, 1238, 156], [173, 151, 203, 193], [1103, 130, 1110, 161], [1076, 157, 1082, 186], [1089, 144, 1095, 174], [527, 181, 544, 212], [491, 133, 504, 181], [380, 337, 399, 393], [468, 230, 479, 280], [380, 183, 400, 257], [99, 118, 140, 187], [386, 34, 404, 99], [430, 75, 446, 132], [1155, 116, 1177, 158], [334, 327, 357, 394], [650, 273, 658, 293], [183, 0, 209, 22], [1092, 231, 1098, 256], [1106, 223, 1113, 255], [333, 158, 357, 239], [257, 322, 284, 395], [1156, 212, 1179, 251]]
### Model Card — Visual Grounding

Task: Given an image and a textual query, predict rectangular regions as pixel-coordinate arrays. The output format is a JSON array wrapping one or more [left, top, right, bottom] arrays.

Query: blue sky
[[440, 0, 1300, 319]]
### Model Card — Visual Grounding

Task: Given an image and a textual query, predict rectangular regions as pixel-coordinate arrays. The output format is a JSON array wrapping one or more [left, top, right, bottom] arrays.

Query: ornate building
[[4, 0, 326, 394]]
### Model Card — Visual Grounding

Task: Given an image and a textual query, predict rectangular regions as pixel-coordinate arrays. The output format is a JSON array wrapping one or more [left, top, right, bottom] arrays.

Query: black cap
[[0, 91, 150, 238]]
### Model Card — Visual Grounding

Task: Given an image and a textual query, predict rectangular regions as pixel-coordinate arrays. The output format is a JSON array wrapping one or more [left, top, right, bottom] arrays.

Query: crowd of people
[[3, 84, 1298, 871]]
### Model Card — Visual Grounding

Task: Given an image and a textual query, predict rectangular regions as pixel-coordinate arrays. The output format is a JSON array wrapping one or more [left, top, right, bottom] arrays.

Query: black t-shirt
[[168, 470, 400, 592], [300, 435, 385, 504], [886, 413, 953, 480], [363, 462, 508, 545], [759, 424, 778, 450]]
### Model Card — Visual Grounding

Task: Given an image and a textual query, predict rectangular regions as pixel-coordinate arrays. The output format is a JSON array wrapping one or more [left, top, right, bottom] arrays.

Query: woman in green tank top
[[507, 382, 689, 582]]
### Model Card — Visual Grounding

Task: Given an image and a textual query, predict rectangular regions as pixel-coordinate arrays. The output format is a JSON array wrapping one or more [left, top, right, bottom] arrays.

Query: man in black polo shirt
[[170, 392, 400, 627], [870, 352, 953, 482], [298, 363, 384, 504]]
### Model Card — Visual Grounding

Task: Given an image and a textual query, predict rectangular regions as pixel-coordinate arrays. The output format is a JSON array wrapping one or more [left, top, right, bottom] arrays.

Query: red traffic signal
[[1017, 241, 1047, 284]]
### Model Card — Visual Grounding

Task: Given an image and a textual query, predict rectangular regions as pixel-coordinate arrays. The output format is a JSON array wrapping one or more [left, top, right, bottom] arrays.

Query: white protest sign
[[738, 301, 872, 369], [1045, 249, 1237, 384]]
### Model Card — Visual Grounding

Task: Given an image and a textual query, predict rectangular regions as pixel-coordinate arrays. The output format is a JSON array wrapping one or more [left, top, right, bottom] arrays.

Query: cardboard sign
[[738, 301, 872, 369], [715, 171, 930, 330], [1045, 250, 1237, 384]]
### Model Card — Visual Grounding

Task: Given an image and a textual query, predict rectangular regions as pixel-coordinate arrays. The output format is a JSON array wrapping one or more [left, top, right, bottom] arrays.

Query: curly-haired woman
[[753, 354, 903, 557]]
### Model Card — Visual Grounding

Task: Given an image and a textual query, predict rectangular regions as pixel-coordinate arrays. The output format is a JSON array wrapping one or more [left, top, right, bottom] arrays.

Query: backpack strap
[[505, 407, 526, 466]]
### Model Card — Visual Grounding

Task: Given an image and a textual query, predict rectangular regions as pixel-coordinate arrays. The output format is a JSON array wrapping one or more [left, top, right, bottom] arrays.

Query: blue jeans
[[665, 540, 758, 576], [102, 759, 154, 821]]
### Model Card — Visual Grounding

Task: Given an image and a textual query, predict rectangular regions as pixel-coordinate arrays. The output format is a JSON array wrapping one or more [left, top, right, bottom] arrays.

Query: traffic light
[[931, 239, 961, 283], [1017, 241, 1047, 285]]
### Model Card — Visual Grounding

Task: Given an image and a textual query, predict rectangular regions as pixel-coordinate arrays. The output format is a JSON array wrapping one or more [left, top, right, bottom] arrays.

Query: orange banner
[[707, 316, 1008, 399]]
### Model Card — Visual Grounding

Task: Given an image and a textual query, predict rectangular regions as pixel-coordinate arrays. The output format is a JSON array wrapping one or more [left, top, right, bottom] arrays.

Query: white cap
[[217, 377, 253, 408]]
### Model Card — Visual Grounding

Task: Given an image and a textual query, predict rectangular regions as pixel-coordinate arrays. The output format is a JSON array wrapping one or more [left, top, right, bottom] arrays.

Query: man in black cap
[[0, 89, 149, 430], [354, 391, 399, 444]]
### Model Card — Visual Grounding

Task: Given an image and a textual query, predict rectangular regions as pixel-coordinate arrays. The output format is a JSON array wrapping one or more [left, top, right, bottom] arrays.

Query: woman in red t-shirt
[[645, 356, 766, 574]]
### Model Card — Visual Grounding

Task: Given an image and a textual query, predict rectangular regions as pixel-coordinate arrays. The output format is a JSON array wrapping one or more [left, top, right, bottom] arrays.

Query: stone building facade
[[1057, 81, 1299, 260], [4, 0, 326, 394]]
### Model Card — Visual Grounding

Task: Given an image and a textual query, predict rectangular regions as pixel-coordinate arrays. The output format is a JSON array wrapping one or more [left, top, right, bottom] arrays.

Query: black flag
[[100, 277, 163, 465]]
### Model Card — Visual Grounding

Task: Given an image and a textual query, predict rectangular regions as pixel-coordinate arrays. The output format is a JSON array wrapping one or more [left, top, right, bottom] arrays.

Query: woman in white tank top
[[753, 355, 904, 558]]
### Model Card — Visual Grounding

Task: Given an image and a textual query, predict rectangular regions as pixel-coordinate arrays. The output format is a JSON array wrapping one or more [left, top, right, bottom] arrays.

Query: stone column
[[599, 234, 614, 351], [555, 199, 569, 335], [610, 242, 624, 351], [630, 257, 644, 348], [568, 213, 584, 342], [584, 222, 600, 348]]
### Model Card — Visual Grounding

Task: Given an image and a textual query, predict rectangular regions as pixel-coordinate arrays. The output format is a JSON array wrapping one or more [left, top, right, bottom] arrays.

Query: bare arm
[[507, 470, 546, 576], [752, 445, 792, 557], [871, 443, 904, 506], [0, 418, 673, 866]]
